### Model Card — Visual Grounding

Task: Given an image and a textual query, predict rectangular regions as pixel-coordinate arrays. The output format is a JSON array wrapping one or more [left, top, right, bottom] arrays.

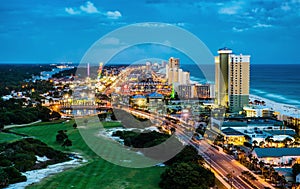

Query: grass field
[[8, 120, 165, 189], [0, 132, 21, 143]]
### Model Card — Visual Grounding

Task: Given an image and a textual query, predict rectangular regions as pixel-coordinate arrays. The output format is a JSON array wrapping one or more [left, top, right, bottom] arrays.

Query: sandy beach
[[249, 94, 300, 119]]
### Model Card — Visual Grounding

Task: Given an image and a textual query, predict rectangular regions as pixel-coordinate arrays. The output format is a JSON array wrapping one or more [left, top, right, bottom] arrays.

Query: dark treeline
[[0, 99, 60, 128], [0, 64, 53, 96], [0, 138, 70, 188]]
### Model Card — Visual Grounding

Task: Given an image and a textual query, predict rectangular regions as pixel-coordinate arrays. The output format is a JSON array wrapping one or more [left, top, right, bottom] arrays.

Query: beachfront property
[[243, 105, 275, 117], [252, 148, 300, 166], [166, 57, 190, 85], [215, 47, 250, 112], [219, 117, 296, 146], [221, 117, 283, 130]]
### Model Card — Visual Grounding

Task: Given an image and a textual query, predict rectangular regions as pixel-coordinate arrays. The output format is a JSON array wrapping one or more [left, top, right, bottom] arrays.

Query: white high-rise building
[[166, 57, 190, 85]]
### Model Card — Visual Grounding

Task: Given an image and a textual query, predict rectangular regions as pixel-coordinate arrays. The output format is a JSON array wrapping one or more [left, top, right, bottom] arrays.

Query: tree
[[56, 130, 68, 143], [271, 171, 279, 185], [265, 136, 274, 147], [259, 141, 265, 148], [98, 113, 107, 121], [170, 127, 176, 134], [283, 137, 293, 147], [252, 140, 258, 147], [37, 106, 51, 121], [259, 161, 265, 169], [83, 119, 88, 125], [278, 175, 287, 188], [292, 163, 300, 176], [159, 162, 215, 189], [0, 122, 4, 131], [0, 168, 9, 188], [62, 139, 72, 148], [262, 167, 269, 181], [165, 145, 204, 166], [51, 111, 61, 119]]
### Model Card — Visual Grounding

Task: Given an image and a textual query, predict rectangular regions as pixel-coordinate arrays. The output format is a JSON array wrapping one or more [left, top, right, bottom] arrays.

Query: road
[[125, 108, 275, 189], [105, 66, 275, 189]]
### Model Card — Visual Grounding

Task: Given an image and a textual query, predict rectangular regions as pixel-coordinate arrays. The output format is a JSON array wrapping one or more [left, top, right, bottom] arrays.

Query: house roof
[[132, 95, 146, 99], [253, 148, 300, 158], [265, 129, 296, 137], [222, 122, 247, 127], [147, 92, 164, 98], [221, 128, 244, 136]]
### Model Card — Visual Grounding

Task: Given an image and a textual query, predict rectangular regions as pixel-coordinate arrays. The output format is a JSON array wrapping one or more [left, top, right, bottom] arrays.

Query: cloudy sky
[[0, 0, 299, 64]]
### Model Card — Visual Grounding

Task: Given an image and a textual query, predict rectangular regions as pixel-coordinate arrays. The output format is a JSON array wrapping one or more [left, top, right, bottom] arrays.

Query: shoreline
[[249, 94, 300, 119]]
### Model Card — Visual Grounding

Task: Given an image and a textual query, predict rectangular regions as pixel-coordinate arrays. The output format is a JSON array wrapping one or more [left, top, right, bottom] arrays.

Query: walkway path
[[4, 120, 42, 129]]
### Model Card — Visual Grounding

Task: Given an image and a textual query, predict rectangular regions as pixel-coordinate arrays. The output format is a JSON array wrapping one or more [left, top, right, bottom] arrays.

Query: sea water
[[181, 64, 300, 108]]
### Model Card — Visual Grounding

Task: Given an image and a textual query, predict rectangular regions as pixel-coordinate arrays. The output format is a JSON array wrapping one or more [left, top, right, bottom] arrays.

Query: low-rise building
[[130, 95, 147, 109], [147, 92, 164, 113], [252, 148, 300, 166], [221, 127, 246, 145], [221, 118, 283, 131], [296, 173, 300, 183], [243, 105, 274, 117]]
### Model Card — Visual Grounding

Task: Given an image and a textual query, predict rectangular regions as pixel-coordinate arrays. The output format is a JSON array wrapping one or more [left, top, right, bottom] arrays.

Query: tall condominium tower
[[169, 57, 179, 69], [215, 48, 250, 112], [167, 57, 190, 85]]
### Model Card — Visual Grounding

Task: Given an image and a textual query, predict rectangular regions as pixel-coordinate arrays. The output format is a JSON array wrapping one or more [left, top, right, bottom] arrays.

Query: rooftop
[[222, 128, 244, 136], [147, 92, 164, 98], [253, 148, 300, 158], [132, 95, 146, 99], [265, 129, 296, 137]]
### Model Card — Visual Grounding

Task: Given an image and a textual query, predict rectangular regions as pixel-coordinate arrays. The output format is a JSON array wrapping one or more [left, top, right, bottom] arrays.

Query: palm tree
[[252, 158, 259, 171], [262, 167, 269, 181], [271, 171, 279, 186], [259, 141, 265, 148], [259, 161, 265, 170], [252, 140, 258, 147], [278, 175, 286, 188], [283, 137, 293, 147], [265, 136, 274, 147]]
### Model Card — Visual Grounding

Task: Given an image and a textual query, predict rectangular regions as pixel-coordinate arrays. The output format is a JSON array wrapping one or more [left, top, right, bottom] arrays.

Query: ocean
[[181, 64, 300, 108]]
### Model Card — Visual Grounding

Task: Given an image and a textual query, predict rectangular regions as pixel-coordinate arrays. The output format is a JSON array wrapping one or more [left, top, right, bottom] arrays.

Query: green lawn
[[102, 121, 123, 128], [9, 120, 164, 189], [0, 132, 21, 143]]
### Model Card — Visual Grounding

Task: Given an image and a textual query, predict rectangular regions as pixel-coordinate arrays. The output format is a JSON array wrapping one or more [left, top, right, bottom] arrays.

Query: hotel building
[[167, 57, 190, 85], [215, 48, 250, 112]]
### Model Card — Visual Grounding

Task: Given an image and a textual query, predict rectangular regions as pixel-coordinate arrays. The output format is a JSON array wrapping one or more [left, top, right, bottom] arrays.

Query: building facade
[[167, 57, 190, 85], [194, 84, 215, 99], [178, 85, 193, 99], [215, 48, 250, 112]]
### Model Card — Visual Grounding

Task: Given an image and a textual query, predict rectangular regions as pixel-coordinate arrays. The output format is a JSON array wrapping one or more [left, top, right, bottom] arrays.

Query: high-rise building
[[146, 61, 151, 72], [194, 84, 215, 99], [178, 85, 194, 99], [166, 57, 190, 85], [169, 57, 180, 69], [87, 63, 90, 77], [215, 48, 250, 112]]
